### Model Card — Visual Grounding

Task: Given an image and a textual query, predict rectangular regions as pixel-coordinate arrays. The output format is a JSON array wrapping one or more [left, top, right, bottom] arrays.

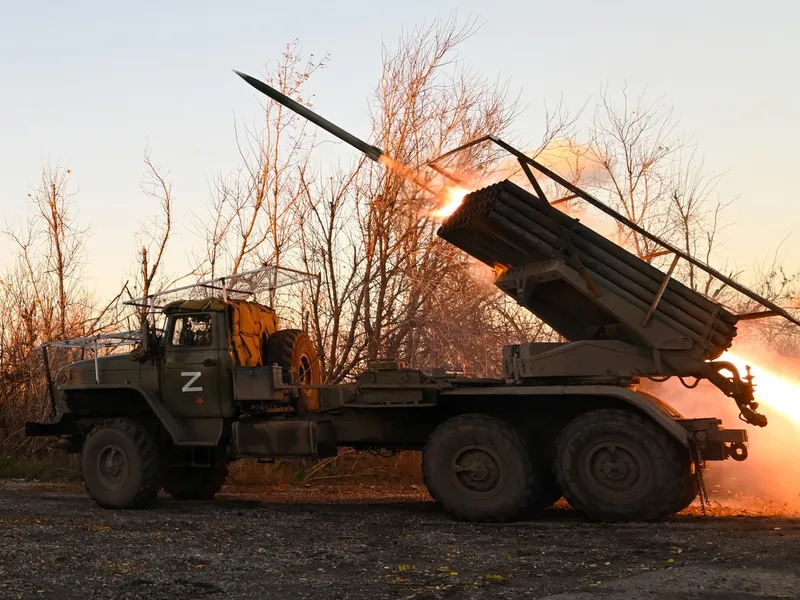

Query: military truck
[[21, 266, 742, 522], [24, 72, 800, 523]]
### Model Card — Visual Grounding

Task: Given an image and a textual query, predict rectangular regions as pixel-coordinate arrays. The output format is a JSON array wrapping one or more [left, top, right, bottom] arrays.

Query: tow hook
[[725, 442, 748, 461]]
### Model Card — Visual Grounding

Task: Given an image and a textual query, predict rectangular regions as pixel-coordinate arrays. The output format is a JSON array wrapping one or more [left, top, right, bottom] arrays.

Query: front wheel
[[555, 409, 687, 522], [422, 414, 539, 523], [81, 418, 161, 509]]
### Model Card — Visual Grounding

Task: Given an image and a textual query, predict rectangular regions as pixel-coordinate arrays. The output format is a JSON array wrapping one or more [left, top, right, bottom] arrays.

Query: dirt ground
[[0, 481, 798, 600]]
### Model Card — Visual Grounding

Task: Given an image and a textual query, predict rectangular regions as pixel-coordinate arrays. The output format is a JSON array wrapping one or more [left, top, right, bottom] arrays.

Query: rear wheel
[[163, 462, 228, 501], [422, 414, 538, 522], [555, 409, 686, 522], [265, 329, 321, 412], [81, 418, 161, 509], [669, 467, 699, 514]]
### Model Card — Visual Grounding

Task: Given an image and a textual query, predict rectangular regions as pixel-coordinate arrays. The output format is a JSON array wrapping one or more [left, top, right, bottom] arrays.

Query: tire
[[163, 462, 228, 501], [265, 329, 321, 412], [669, 467, 699, 514], [422, 414, 538, 523], [555, 409, 687, 522], [81, 418, 161, 509]]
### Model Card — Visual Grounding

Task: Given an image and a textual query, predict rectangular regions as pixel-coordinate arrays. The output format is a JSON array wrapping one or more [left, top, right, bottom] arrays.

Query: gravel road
[[0, 480, 798, 600]]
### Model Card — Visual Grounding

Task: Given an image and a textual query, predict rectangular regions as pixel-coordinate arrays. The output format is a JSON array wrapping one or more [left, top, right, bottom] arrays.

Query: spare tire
[[264, 329, 321, 412]]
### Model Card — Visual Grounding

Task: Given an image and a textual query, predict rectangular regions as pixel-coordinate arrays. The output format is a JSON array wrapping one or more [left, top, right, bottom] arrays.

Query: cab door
[[163, 312, 224, 418]]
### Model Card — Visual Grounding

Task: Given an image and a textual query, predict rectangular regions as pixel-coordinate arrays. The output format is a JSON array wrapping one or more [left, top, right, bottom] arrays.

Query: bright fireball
[[722, 351, 800, 426], [431, 186, 470, 220]]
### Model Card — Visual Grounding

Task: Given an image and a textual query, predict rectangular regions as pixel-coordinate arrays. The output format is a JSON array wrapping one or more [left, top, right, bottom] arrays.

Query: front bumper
[[678, 418, 748, 461]]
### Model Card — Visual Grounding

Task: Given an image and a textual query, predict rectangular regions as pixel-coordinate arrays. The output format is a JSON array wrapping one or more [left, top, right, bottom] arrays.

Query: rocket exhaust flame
[[377, 155, 439, 197], [722, 351, 800, 426], [430, 186, 470, 220]]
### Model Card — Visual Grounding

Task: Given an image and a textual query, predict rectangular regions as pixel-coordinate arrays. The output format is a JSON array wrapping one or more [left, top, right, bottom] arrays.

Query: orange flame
[[378, 154, 471, 217], [378, 154, 415, 179], [430, 186, 470, 220], [721, 351, 800, 425]]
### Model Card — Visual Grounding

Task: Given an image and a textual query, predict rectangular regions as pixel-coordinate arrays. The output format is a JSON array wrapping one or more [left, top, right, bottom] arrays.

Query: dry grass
[[0, 445, 423, 486], [0, 451, 80, 481], [228, 449, 423, 486]]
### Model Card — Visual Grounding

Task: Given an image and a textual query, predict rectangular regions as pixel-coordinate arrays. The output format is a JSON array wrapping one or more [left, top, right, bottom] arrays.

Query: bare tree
[[130, 150, 174, 323], [297, 168, 368, 381], [584, 87, 686, 258], [3, 166, 91, 343], [733, 240, 800, 353], [198, 41, 327, 312], [0, 165, 98, 446], [664, 150, 732, 297], [574, 89, 798, 355], [356, 18, 516, 363], [292, 17, 569, 380]]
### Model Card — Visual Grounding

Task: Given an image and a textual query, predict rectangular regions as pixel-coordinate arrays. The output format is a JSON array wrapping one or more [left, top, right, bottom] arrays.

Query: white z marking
[[181, 371, 203, 392]]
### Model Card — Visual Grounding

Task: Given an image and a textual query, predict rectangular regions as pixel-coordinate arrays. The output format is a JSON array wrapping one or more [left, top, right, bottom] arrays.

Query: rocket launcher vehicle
[[235, 70, 800, 428]]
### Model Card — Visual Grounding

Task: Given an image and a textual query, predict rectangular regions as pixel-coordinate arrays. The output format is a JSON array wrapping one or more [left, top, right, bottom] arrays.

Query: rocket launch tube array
[[437, 180, 738, 360]]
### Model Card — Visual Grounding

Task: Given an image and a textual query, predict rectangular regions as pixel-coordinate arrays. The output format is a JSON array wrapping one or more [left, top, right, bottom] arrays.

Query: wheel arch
[[61, 384, 185, 444]]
